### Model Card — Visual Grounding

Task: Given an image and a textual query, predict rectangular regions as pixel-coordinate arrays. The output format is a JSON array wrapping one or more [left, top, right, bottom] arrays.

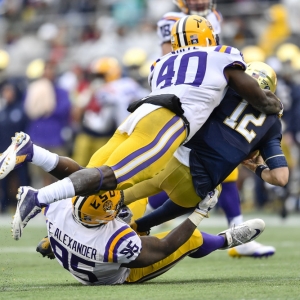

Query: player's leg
[[125, 229, 204, 283], [125, 218, 266, 283], [0, 131, 82, 181], [145, 191, 169, 215], [219, 171, 275, 258], [12, 109, 187, 240]]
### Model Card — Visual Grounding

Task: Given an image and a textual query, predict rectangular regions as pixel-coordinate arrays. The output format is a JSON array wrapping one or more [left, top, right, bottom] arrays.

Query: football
[[246, 150, 260, 160]]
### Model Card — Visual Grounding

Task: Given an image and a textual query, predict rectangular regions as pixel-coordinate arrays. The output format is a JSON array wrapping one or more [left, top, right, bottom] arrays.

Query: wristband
[[188, 211, 205, 226], [255, 165, 268, 179]]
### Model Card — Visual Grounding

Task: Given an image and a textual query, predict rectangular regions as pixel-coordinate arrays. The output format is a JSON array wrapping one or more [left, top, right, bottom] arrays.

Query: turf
[[0, 215, 299, 300]]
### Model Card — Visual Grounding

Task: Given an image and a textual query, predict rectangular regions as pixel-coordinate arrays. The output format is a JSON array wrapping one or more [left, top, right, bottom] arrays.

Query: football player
[[123, 62, 288, 253], [151, 0, 276, 258], [158, 0, 222, 55], [1, 16, 281, 240], [35, 190, 265, 285]]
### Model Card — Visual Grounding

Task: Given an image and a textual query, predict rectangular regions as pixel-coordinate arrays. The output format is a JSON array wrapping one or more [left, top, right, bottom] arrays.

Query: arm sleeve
[[259, 122, 288, 170]]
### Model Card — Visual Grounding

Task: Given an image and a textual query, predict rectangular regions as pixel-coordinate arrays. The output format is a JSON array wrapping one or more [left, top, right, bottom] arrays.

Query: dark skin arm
[[46, 156, 117, 195], [224, 68, 282, 115], [121, 218, 199, 268]]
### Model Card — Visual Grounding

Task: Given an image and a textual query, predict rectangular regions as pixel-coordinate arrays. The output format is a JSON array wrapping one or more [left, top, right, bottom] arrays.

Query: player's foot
[[228, 240, 275, 258], [218, 219, 265, 249], [36, 236, 55, 259], [11, 186, 41, 240], [0, 132, 33, 179]]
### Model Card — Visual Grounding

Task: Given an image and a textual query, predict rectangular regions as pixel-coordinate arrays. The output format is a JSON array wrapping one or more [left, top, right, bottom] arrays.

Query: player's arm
[[224, 68, 282, 115], [242, 131, 289, 186], [121, 193, 218, 268]]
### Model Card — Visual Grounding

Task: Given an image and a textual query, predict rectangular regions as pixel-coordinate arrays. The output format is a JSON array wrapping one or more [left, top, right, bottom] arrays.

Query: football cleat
[[11, 186, 41, 240], [218, 219, 265, 250], [0, 132, 33, 180], [36, 236, 55, 259], [228, 240, 275, 258]]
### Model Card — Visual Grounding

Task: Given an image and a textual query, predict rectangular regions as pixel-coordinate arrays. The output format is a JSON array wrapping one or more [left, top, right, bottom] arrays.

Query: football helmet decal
[[171, 15, 218, 50], [245, 61, 277, 93], [173, 0, 215, 17], [72, 190, 124, 227]]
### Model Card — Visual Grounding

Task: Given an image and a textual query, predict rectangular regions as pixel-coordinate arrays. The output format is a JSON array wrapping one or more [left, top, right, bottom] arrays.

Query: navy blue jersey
[[185, 88, 287, 198]]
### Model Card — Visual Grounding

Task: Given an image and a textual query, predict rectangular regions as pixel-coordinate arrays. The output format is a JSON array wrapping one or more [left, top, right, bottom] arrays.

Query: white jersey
[[97, 77, 149, 126], [45, 200, 142, 285], [157, 11, 222, 45], [148, 45, 246, 142]]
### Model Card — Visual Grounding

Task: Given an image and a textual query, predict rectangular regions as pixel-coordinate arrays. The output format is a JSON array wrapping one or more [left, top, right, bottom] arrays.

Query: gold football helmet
[[245, 61, 277, 93], [72, 191, 124, 227], [90, 57, 121, 82], [171, 15, 218, 51], [173, 0, 215, 17]]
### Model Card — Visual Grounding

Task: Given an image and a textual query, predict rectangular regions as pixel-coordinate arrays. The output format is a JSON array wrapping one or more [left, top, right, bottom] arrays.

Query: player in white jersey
[[3, 15, 281, 240], [40, 190, 265, 285], [158, 0, 222, 55], [147, 0, 277, 258]]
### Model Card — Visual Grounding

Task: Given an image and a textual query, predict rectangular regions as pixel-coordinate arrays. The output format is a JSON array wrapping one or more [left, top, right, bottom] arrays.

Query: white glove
[[195, 188, 219, 218]]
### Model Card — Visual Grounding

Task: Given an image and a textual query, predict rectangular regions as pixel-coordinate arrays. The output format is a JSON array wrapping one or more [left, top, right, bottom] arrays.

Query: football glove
[[195, 188, 219, 218]]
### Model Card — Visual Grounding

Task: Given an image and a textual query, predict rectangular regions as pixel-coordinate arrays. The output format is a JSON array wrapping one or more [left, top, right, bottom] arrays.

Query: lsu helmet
[[173, 0, 215, 17], [72, 190, 124, 227], [245, 61, 277, 93], [171, 15, 218, 51], [90, 57, 121, 82]]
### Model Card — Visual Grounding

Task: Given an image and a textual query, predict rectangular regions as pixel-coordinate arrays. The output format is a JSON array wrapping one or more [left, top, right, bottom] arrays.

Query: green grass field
[[0, 213, 299, 300]]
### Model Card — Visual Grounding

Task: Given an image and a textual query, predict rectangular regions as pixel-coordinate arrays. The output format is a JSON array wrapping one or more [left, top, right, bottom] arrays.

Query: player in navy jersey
[[124, 62, 288, 257]]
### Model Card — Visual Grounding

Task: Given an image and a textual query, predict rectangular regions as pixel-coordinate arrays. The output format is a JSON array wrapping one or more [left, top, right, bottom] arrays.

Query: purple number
[[70, 253, 98, 283], [51, 237, 69, 270], [156, 55, 177, 88], [175, 52, 207, 87], [156, 51, 207, 88], [50, 237, 98, 283]]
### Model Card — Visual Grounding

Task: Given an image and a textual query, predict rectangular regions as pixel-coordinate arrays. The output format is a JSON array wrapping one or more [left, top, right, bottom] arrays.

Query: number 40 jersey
[[45, 200, 142, 285], [148, 45, 247, 142]]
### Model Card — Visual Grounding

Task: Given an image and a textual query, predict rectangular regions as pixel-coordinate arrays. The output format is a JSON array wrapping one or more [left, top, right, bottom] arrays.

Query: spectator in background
[[72, 56, 148, 167], [24, 59, 72, 188], [0, 84, 30, 212]]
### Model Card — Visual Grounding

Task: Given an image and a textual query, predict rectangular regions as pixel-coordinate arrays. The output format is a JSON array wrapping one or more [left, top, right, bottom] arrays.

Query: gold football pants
[[125, 229, 203, 283], [124, 156, 222, 208], [86, 108, 187, 190]]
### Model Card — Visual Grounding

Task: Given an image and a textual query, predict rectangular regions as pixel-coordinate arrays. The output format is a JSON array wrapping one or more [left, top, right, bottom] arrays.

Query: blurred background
[[0, 0, 299, 219]]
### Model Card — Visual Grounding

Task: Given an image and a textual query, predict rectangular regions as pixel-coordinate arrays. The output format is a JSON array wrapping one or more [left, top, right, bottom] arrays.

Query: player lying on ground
[[34, 191, 265, 285], [0, 16, 283, 240]]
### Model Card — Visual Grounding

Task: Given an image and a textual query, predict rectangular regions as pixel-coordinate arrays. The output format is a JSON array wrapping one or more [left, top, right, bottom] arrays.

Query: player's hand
[[130, 221, 150, 236], [242, 154, 265, 172], [195, 188, 219, 218]]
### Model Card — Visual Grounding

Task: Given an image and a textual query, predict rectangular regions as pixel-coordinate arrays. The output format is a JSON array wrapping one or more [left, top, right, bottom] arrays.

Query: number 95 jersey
[[45, 200, 142, 285], [148, 45, 246, 142]]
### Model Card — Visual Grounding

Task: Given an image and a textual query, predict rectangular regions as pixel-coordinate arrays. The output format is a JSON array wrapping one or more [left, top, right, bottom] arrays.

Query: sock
[[148, 191, 169, 209], [189, 232, 225, 258], [229, 215, 243, 227], [32, 145, 59, 172], [136, 199, 193, 232], [37, 177, 75, 205], [218, 182, 242, 226]]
